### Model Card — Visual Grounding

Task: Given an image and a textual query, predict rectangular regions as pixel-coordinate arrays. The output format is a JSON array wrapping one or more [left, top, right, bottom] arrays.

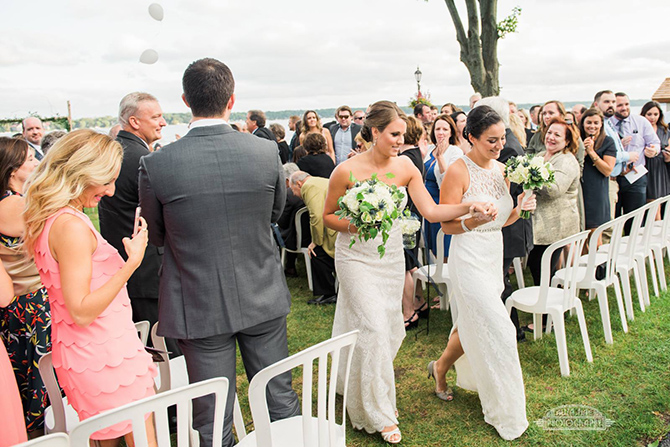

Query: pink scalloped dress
[[33, 208, 156, 440]]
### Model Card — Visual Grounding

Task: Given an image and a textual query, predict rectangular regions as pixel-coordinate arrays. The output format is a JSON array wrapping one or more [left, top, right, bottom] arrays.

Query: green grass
[[234, 258, 670, 447]]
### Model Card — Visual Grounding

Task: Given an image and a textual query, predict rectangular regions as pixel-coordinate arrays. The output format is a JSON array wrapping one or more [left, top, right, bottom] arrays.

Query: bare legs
[[434, 329, 464, 393], [92, 416, 157, 447]]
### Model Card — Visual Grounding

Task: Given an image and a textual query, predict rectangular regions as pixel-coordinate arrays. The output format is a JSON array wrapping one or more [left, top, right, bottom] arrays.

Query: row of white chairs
[[22, 326, 359, 447]]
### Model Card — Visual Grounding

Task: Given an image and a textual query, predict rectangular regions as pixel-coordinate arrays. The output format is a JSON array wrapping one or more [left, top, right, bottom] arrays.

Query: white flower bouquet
[[335, 172, 406, 258], [399, 214, 421, 249], [504, 154, 555, 219]]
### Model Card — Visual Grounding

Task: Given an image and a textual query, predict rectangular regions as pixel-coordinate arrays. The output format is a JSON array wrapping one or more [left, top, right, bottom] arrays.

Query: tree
[[440, 1, 521, 97]]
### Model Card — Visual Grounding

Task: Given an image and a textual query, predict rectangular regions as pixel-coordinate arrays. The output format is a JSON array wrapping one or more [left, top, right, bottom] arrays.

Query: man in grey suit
[[139, 58, 299, 447]]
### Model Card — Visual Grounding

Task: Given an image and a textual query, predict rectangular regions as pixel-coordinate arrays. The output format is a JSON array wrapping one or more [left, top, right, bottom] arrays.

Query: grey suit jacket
[[138, 124, 290, 339]]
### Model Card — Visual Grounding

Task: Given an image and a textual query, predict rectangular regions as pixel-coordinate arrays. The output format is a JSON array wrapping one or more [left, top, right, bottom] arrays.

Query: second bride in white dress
[[323, 101, 495, 444], [427, 105, 535, 440]]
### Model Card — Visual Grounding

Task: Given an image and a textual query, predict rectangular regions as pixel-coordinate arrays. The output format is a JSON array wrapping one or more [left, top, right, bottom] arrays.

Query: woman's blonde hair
[[23, 129, 123, 254], [508, 112, 527, 148]]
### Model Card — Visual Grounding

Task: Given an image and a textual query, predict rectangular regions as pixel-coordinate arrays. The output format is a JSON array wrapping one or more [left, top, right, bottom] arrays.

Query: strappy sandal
[[381, 426, 402, 444], [414, 300, 429, 319], [427, 361, 454, 402]]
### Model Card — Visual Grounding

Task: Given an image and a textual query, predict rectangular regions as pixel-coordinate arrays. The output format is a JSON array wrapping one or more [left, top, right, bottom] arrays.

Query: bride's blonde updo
[[359, 101, 407, 144], [23, 129, 122, 254]]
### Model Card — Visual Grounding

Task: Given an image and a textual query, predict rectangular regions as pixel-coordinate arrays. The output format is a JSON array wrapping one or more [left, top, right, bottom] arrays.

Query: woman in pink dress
[[23, 129, 157, 446], [0, 261, 27, 447]]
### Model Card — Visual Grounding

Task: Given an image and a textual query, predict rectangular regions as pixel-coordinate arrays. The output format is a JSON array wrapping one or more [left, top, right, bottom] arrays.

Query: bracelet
[[461, 219, 471, 233], [347, 221, 354, 235]]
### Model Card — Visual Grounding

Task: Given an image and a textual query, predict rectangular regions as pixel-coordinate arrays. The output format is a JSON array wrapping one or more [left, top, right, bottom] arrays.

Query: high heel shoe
[[381, 426, 402, 444], [414, 300, 429, 319], [404, 313, 419, 330], [427, 361, 454, 402]]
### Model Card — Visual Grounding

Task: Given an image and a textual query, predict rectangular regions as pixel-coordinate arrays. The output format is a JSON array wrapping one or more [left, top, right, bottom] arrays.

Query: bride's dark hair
[[464, 105, 503, 141], [359, 101, 407, 143]]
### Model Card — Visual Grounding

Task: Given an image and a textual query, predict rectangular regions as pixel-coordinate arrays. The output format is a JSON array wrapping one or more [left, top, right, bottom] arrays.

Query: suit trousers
[[617, 175, 647, 234], [177, 316, 300, 447], [502, 257, 524, 340], [310, 245, 336, 297]]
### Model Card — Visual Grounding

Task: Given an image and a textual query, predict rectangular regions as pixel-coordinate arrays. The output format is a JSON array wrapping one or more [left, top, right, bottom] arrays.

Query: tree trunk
[[444, 0, 500, 97]]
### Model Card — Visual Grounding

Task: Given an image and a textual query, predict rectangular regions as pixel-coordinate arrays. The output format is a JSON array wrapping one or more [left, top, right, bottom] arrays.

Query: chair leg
[[533, 313, 542, 341], [617, 268, 635, 321], [573, 299, 593, 363], [513, 257, 525, 289], [593, 283, 613, 345], [550, 310, 570, 377], [611, 278, 628, 333], [652, 247, 667, 291], [546, 314, 553, 335], [632, 263, 647, 312], [647, 254, 659, 299], [303, 252, 313, 291]]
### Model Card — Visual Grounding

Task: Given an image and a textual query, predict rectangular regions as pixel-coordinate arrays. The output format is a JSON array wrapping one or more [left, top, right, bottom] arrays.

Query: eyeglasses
[[338, 115, 351, 119], [353, 116, 364, 121]]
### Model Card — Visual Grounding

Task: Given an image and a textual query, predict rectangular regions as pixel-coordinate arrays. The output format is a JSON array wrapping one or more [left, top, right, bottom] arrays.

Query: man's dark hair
[[615, 92, 628, 99], [413, 103, 427, 117], [593, 90, 613, 104], [182, 58, 235, 117], [529, 105, 540, 114], [248, 110, 266, 128]]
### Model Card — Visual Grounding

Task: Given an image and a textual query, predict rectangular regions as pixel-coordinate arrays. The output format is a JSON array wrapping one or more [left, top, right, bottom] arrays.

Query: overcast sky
[[2, 0, 669, 119]]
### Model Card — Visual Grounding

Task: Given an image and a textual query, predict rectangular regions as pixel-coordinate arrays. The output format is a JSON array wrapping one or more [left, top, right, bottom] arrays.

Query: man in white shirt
[[328, 105, 361, 164]]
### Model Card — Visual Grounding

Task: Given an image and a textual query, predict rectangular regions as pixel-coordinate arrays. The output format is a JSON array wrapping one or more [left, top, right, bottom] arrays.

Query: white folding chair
[[69, 377, 229, 447], [512, 256, 526, 289], [150, 322, 247, 443], [412, 229, 456, 321], [236, 331, 359, 447], [281, 207, 313, 290], [14, 433, 69, 447], [135, 320, 151, 346], [647, 196, 670, 292], [552, 216, 628, 344], [39, 352, 80, 434], [506, 231, 592, 376]]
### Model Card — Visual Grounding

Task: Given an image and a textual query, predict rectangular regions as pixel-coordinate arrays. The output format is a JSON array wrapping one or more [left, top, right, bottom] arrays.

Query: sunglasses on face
[[338, 115, 351, 119]]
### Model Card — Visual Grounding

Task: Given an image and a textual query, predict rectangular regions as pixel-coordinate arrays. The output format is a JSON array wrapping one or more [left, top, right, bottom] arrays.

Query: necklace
[[67, 204, 83, 213]]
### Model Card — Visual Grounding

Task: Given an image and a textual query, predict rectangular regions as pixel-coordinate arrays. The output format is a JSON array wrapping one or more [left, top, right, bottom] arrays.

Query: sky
[[2, 0, 669, 119]]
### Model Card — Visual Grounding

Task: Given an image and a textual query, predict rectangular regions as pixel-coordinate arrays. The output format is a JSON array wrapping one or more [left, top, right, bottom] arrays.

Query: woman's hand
[[583, 136, 595, 155], [435, 138, 448, 157], [122, 216, 148, 270], [518, 191, 537, 212], [470, 202, 497, 222]]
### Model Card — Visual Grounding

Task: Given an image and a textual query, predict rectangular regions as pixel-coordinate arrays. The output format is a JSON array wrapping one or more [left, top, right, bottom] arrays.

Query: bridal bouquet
[[504, 154, 555, 219], [399, 213, 421, 249], [335, 172, 406, 258]]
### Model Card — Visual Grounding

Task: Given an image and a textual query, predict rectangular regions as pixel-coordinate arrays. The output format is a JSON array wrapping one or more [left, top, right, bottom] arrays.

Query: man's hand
[[644, 145, 658, 158], [307, 242, 317, 258], [621, 135, 632, 148], [628, 152, 640, 164]]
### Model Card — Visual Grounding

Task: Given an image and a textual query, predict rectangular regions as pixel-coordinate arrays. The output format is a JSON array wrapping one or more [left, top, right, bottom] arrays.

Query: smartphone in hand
[[133, 207, 141, 236]]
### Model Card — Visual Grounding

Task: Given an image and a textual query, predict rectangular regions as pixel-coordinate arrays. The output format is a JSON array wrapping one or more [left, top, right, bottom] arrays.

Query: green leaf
[[370, 228, 378, 239], [377, 244, 386, 258], [357, 193, 364, 201], [349, 171, 355, 183], [385, 172, 396, 179]]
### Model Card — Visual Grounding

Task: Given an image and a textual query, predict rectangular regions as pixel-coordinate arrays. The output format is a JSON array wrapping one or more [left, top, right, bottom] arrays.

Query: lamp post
[[414, 66, 422, 97]]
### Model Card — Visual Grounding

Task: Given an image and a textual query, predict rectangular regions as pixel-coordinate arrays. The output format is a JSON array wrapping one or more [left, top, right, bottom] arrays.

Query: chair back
[[69, 377, 228, 447], [247, 331, 359, 447], [599, 215, 627, 284], [14, 433, 69, 447], [638, 200, 661, 253], [621, 207, 646, 260], [38, 353, 69, 434], [538, 231, 589, 309], [135, 320, 150, 346], [294, 207, 310, 249], [435, 228, 447, 270], [657, 196, 670, 243]]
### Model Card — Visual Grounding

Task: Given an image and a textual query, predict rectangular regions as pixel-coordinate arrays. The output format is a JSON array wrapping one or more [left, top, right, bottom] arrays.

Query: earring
[[373, 138, 378, 148]]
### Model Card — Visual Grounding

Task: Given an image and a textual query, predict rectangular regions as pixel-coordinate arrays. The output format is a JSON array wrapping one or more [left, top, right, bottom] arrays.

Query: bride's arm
[[405, 157, 471, 223], [323, 165, 357, 233], [438, 160, 491, 235]]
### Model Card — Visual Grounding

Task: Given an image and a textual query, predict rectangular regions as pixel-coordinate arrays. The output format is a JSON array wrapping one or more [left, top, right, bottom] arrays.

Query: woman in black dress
[[641, 101, 670, 217], [579, 108, 616, 244], [296, 133, 335, 178], [398, 116, 427, 329]]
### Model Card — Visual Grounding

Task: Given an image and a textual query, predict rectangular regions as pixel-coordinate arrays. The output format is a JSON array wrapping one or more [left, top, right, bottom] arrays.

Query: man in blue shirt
[[609, 92, 660, 219]]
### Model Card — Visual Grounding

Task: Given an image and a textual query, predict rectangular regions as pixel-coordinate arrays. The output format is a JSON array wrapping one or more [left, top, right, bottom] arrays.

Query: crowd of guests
[[0, 65, 669, 446]]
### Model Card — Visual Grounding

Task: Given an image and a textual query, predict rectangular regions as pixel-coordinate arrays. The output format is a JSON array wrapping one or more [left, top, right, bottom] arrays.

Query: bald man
[[22, 117, 45, 160]]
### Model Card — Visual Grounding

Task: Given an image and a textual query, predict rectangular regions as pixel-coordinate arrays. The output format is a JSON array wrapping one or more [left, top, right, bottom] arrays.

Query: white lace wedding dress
[[447, 156, 529, 440], [332, 187, 407, 433]]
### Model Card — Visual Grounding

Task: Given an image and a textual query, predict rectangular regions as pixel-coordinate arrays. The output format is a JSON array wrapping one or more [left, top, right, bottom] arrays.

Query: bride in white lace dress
[[427, 105, 535, 440], [323, 101, 495, 444]]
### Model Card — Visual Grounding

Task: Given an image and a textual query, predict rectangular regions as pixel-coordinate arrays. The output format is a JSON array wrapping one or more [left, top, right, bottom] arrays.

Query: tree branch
[[444, 0, 467, 47]]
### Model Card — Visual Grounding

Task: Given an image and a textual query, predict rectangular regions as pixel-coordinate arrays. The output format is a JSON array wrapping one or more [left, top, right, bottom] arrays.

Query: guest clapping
[[0, 137, 50, 436], [580, 108, 617, 239], [24, 130, 158, 446], [641, 101, 670, 207]]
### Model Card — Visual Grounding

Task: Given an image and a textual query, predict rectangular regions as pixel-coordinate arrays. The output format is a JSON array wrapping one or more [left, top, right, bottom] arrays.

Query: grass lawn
[[235, 257, 670, 447]]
